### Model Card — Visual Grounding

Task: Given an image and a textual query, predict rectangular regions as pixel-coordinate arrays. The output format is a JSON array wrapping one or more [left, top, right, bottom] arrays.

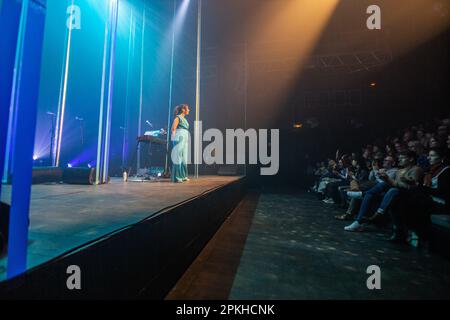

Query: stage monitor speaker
[[32, 166, 63, 184], [0, 202, 10, 257], [217, 165, 240, 176], [63, 167, 96, 185]]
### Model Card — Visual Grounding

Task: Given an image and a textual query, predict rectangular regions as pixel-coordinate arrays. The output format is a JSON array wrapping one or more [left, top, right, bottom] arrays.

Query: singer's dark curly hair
[[173, 104, 189, 118]]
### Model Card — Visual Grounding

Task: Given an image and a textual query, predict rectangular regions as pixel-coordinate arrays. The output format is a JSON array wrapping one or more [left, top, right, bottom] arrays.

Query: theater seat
[[431, 215, 450, 229], [430, 214, 450, 259]]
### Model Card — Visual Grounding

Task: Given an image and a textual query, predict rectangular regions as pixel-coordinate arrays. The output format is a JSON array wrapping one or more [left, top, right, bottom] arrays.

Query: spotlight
[[172, 0, 191, 34], [33, 155, 38, 161], [370, 82, 377, 88], [87, 164, 92, 169], [293, 123, 303, 129], [67, 164, 73, 168]]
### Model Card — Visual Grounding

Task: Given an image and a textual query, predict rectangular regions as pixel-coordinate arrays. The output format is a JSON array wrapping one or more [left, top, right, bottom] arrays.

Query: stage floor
[[0, 176, 242, 281]]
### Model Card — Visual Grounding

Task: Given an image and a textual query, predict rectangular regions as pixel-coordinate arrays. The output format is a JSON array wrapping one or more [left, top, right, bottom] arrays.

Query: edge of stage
[[0, 175, 247, 299]]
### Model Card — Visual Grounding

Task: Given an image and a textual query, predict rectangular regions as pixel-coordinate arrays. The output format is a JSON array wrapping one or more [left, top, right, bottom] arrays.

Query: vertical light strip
[[7, 0, 47, 279], [2, 0, 37, 181], [165, 0, 177, 175], [96, 0, 112, 184], [102, 0, 119, 183], [137, 7, 146, 173], [0, 0, 23, 191], [55, 0, 75, 167], [53, 0, 71, 166], [244, 41, 249, 176], [2, 0, 29, 183], [194, 0, 202, 179], [122, 8, 135, 169], [5, 0, 28, 278]]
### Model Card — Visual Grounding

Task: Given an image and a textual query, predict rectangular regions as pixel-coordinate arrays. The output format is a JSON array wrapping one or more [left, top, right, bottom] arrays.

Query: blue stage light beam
[[96, 0, 119, 184], [121, 7, 136, 170], [194, 0, 202, 179], [6, 0, 47, 280], [173, 0, 190, 34], [164, 0, 191, 173], [54, 0, 75, 167], [137, 6, 146, 173]]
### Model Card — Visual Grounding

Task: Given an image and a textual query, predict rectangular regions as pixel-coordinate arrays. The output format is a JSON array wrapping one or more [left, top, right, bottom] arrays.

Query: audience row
[[310, 118, 450, 245]]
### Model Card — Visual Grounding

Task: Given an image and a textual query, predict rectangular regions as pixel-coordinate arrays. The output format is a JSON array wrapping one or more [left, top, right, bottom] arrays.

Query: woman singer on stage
[[171, 104, 190, 183]]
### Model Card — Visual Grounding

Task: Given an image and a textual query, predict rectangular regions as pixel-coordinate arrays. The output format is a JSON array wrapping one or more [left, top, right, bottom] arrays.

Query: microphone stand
[[80, 121, 84, 148], [48, 112, 56, 166], [120, 126, 126, 172], [76, 117, 85, 165], [77, 119, 84, 148]]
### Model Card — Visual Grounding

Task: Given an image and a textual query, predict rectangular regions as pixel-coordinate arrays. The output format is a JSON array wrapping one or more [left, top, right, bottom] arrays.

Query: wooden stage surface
[[0, 176, 242, 282]]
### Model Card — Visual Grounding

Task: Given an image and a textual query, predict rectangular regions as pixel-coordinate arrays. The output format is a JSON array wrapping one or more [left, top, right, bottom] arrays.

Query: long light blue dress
[[172, 115, 189, 182]]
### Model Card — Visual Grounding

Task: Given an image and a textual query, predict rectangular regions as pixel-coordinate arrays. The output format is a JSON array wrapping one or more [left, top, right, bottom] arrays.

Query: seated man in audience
[[437, 125, 448, 146], [394, 142, 406, 154], [408, 140, 429, 170], [368, 151, 424, 222], [340, 158, 370, 201], [430, 137, 440, 148], [311, 162, 329, 192], [389, 148, 450, 243], [322, 156, 352, 204], [416, 129, 427, 147], [385, 144, 396, 158], [315, 162, 328, 177], [316, 160, 342, 196], [334, 159, 374, 220], [344, 156, 399, 231], [362, 147, 372, 161]]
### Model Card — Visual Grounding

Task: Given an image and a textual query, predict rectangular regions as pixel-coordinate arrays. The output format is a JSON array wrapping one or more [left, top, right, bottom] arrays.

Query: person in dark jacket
[[388, 148, 449, 243]]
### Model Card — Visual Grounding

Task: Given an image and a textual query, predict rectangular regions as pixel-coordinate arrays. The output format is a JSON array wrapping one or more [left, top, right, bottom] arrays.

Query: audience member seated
[[343, 155, 399, 231], [334, 158, 373, 220], [336, 158, 370, 206], [315, 160, 343, 197], [322, 156, 352, 204], [388, 148, 450, 243], [369, 151, 424, 222], [308, 116, 450, 249]]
